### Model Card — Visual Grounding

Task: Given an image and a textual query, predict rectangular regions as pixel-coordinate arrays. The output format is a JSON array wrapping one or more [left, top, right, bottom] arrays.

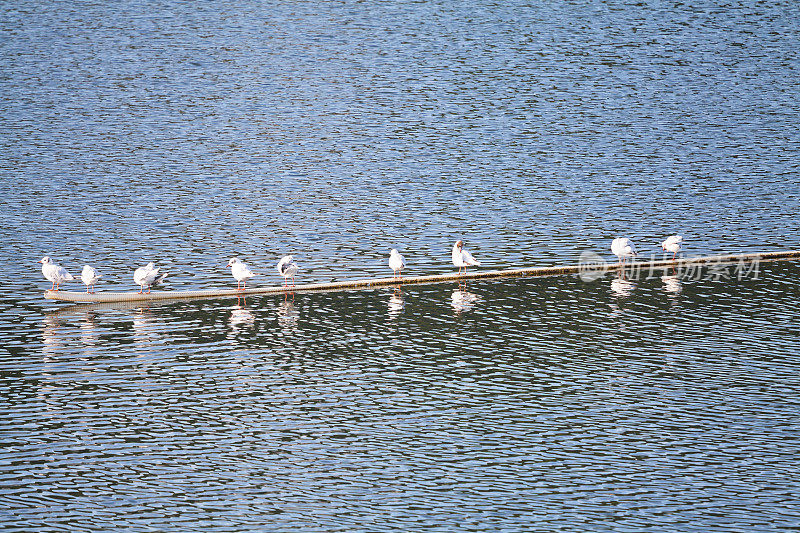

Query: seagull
[[661, 235, 683, 260], [452, 240, 481, 275], [277, 255, 299, 288], [81, 265, 101, 293], [389, 249, 405, 280], [39, 257, 74, 291], [227, 257, 254, 290], [133, 262, 168, 294], [611, 237, 637, 264]]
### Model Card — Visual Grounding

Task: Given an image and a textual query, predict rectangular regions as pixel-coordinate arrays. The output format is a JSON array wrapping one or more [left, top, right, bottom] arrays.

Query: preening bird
[[81, 265, 101, 293], [611, 237, 637, 264], [277, 255, 299, 288], [133, 262, 168, 294], [661, 235, 683, 260], [452, 240, 481, 275]]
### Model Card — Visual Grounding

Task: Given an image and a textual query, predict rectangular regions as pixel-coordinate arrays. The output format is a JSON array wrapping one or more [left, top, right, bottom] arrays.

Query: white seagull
[[661, 234, 683, 260], [277, 255, 299, 288], [611, 237, 637, 264], [227, 257, 254, 290], [389, 249, 406, 280], [39, 257, 74, 291], [81, 265, 101, 293], [133, 262, 168, 294], [452, 240, 481, 275]]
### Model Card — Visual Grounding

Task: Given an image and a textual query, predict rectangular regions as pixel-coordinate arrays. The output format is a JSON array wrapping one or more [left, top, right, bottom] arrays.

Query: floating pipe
[[43, 249, 800, 304]]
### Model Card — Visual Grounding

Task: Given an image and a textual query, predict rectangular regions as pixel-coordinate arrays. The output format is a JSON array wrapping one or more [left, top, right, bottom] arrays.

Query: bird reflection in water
[[131, 306, 161, 357], [451, 285, 480, 314], [132, 306, 154, 336], [610, 274, 636, 298], [608, 273, 635, 317], [277, 299, 299, 328], [283, 287, 295, 303], [388, 287, 405, 317], [230, 297, 255, 331], [39, 315, 68, 408], [80, 312, 99, 350], [41, 314, 66, 359], [661, 274, 682, 296]]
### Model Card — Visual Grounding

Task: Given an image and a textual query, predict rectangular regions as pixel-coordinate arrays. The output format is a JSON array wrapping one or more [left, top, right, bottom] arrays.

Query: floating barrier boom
[[43, 250, 800, 304]]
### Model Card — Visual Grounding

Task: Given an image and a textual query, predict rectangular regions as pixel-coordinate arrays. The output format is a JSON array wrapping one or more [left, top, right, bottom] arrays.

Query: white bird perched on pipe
[[277, 255, 299, 288], [227, 257, 254, 290], [133, 262, 168, 294], [39, 256, 74, 291], [611, 237, 637, 264], [452, 240, 481, 275], [389, 249, 405, 280], [661, 235, 683, 260], [81, 265, 101, 293]]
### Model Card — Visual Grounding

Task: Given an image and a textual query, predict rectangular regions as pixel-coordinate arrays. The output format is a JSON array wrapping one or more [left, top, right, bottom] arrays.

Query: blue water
[[1, 1, 800, 531]]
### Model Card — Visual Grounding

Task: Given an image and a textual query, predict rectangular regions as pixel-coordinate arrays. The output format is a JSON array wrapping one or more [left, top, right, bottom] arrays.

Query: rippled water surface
[[2, 0, 800, 531]]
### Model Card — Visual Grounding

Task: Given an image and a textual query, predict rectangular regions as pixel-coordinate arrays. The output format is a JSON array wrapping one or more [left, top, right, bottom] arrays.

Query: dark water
[[2, 1, 800, 531]]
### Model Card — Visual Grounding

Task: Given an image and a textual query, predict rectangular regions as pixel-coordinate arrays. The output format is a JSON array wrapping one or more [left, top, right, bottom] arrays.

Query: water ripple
[[3, 0, 800, 531]]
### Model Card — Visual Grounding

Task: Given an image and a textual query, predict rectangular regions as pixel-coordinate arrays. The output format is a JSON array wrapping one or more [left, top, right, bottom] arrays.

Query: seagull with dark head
[[451, 240, 481, 276]]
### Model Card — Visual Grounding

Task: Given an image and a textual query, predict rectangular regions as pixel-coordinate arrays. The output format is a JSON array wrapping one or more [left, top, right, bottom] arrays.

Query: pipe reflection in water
[[388, 287, 405, 317]]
